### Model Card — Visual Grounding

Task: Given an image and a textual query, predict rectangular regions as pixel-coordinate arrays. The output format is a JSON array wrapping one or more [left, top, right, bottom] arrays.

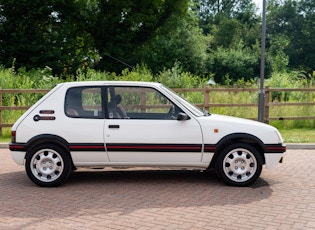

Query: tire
[[25, 144, 72, 187], [215, 143, 263, 186]]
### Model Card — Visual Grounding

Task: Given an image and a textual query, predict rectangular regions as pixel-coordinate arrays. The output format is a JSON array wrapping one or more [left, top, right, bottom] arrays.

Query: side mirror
[[177, 112, 190, 121]]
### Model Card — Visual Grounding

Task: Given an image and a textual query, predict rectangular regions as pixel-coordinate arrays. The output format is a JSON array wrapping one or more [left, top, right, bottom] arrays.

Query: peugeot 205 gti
[[9, 81, 286, 187]]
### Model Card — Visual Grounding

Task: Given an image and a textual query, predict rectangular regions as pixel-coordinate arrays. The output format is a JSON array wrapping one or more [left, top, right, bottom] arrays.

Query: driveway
[[0, 148, 315, 230]]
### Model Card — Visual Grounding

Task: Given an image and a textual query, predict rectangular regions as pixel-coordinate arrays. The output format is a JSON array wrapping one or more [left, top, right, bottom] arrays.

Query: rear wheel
[[215, 143, 263, 186], [25, 144, 72, 187]]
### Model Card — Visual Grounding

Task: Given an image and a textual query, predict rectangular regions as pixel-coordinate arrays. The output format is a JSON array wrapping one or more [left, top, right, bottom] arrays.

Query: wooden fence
[[173, 86, 315, 122], [1, 87, 315, 135]]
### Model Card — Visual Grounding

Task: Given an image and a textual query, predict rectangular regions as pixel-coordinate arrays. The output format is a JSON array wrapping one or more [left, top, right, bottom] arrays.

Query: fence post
[[0, 87, 2, 136], [264, 86, 270, 123], [204, 86, 210, 111], [140, 90, 146, 113]]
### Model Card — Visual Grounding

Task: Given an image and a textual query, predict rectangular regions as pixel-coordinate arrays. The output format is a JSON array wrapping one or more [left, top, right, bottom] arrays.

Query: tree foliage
[[194, 0, 261, 83], [196, 0, 257, 33], [84, 0, 189, 72], [0, 0, 188, 75], [133, 13, 210, 75], [0, 0, 92, 75], [267, 0, 315, 73], [0, 0, 314, 83]]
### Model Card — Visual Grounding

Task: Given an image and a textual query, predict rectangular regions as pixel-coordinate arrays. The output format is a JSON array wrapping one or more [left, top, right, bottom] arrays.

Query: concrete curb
[[1, 143, 314, 150], [285, 143, 315, 149], [0, 143, 9, 149]]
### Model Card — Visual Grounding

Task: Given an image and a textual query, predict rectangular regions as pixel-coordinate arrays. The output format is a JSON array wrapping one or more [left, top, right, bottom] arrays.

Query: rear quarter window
[[65, 87, 104, 118]]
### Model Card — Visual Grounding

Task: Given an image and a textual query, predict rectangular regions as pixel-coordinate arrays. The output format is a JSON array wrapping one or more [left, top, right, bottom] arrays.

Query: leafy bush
[[211, 42, 260, 84]]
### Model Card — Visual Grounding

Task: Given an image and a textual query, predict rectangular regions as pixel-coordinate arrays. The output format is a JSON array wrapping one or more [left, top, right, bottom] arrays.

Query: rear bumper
[[10, 151, 26, 165]]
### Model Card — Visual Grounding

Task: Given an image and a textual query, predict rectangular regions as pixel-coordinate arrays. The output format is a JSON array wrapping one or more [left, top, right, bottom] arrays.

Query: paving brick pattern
[[0, 149, 315, 230]]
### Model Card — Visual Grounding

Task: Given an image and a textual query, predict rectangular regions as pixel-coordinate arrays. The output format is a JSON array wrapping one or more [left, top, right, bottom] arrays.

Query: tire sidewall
[[215, 143, 263, 186], [25, 144, 72, 187]]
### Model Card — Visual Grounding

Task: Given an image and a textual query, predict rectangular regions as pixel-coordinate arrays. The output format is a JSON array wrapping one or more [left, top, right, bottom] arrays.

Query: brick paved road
[[1, 148, 315, 230]]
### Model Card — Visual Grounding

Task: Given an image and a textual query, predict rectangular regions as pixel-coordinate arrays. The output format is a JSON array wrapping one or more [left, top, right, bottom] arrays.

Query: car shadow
[[0, 169, 275, 219]]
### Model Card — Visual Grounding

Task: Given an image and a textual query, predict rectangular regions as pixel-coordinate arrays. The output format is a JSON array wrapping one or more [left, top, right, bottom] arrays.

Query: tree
[[195, 0, 258, 34], [0, 0, 92, 75], [80, 0, 189, 73], [132, 12, 210, 75], [192, 0, 261, 83], [267, 0, 315, 72], [0, 0, 189, 75], [211, 41, 261, 83]]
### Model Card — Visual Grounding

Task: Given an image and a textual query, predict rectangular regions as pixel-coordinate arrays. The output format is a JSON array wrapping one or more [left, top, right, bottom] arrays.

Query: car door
[[104, 86, 203, 165]]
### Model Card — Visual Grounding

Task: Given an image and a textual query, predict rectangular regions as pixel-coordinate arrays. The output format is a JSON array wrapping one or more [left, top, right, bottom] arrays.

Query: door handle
[[109, 125, 120, 129]]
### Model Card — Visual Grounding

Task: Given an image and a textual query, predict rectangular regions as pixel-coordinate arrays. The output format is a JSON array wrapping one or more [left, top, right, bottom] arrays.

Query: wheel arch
[[209, 133, 266, 168], [25, 134, 73, 166]]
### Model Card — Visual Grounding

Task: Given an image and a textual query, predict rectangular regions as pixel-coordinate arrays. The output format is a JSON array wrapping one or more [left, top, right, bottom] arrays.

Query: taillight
[[11, 131, 16, 143]]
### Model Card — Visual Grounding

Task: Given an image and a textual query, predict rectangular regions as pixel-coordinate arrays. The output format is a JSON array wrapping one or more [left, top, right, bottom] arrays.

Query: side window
[[65, 87, 103, 118], [107, 86, 182, 120]]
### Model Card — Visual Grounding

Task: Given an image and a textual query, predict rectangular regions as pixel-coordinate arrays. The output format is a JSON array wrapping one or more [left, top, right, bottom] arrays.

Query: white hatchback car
[[9, 81, 286, 187]]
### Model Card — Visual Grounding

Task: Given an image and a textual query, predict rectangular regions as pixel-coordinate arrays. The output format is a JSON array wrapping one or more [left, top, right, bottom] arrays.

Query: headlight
[[274, 130, 284, 143]]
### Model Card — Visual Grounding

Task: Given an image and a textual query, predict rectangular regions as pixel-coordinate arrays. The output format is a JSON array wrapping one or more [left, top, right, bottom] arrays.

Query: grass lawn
[[0, 128, 314, 143], [0, 136, 10, 143], [278, 129, 315, 143]]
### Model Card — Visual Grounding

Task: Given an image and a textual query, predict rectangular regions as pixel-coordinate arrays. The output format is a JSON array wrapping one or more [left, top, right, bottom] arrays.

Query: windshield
[[160, 85, 209, 117]]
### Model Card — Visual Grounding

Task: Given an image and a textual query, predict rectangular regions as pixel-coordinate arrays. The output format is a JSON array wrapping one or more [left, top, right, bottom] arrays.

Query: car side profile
[[9, 81, 286, 187]]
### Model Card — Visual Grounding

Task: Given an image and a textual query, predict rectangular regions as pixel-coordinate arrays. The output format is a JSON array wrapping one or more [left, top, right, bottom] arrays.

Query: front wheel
[[215, 144, 263, 186], [25, 144, 72, 187]]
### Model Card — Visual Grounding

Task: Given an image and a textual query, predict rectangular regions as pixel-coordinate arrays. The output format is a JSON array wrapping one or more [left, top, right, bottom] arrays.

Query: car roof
[[57, 81, 163, 88]]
